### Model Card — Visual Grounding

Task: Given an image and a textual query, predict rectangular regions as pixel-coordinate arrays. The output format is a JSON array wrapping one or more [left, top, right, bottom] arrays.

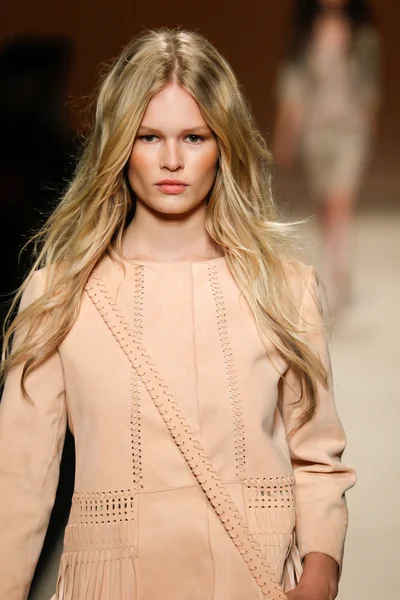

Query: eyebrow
[[137, 125, 211, 135]]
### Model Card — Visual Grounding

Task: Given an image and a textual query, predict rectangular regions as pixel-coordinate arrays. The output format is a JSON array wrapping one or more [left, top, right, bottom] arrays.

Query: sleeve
[[280, 267, 357, 571], [0, 270, 67, 600]]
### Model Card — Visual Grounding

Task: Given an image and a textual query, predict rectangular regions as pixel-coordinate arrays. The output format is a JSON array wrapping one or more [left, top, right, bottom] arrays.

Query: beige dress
[[277, 26, 380, 196], [0, 255, 356, 599]]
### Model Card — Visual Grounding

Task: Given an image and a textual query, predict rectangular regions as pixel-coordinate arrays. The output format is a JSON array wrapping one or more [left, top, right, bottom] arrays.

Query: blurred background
[[1, 1, 398, 598]]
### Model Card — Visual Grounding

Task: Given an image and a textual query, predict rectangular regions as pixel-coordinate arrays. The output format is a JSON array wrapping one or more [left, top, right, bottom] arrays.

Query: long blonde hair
[[1, 28, 326, 427]]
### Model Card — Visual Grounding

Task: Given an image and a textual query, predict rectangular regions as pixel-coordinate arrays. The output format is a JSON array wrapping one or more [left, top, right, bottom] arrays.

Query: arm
[[0, 271, 67, 600], [281, 268, 357, 598]]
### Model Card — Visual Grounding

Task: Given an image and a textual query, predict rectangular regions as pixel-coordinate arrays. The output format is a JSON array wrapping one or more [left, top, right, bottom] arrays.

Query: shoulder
[[357, 25, 379, 43], [19, 264, 61, 311], [19, 269, 46, 311], [281, 261, 324, 325], [282, 261, 314, 301]]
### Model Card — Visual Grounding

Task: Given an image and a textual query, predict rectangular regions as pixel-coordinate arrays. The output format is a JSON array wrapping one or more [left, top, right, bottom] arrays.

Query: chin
[[149, 198, 205, 217]]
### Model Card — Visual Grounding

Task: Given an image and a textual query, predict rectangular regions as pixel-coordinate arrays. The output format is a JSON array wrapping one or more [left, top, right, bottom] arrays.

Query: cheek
[[195, 145, 219, 178], [128, 148, 152, 185]]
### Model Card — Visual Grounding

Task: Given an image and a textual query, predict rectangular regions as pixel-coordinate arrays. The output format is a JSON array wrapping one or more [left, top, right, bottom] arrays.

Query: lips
[[156, 180, 188, 195]]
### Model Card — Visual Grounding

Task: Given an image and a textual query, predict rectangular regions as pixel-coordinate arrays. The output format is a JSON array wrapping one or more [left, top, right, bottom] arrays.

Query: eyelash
[[138, 134, 205, 144]]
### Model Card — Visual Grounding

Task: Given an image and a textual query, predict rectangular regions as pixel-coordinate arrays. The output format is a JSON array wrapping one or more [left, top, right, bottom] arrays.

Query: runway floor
[[315, 210, 399, 599], [30, 209, 400, 600]]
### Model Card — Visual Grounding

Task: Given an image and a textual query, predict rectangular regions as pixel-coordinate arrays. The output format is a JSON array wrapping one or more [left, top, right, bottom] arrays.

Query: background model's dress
[[0, 255, 356, 599], [277, 26, 380, 196]]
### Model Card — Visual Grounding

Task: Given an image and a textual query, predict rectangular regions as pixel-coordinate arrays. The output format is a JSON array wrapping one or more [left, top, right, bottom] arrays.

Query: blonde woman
[[0, 29, 356, 600]]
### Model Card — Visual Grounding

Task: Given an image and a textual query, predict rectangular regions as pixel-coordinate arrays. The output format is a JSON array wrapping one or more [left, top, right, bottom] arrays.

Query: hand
[[286, 552, 339, 600]]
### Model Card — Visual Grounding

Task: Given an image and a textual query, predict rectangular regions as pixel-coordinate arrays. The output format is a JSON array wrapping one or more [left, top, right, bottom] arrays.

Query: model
[[0, 28, 356, 600]]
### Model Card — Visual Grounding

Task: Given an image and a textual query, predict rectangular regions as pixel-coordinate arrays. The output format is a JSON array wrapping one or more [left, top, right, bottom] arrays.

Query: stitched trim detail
[[207, 263, 246, 478], [130, 265, 144, 489]]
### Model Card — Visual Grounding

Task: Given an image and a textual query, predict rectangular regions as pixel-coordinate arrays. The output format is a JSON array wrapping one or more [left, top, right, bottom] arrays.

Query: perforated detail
[[70, 490, 136, 525], [85, 274, 287, 600], [207, 263, 246, 479], [130, 265, 144, 489], [65, 490, 138, 554], [244, 476, 296, 511]]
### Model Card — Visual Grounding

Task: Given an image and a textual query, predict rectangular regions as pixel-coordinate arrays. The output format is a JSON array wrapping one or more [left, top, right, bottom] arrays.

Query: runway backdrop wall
[[1, 0, 399, 204]]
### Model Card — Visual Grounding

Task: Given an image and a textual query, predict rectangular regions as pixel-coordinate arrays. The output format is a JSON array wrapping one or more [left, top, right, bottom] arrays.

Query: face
[[127, 83, 219, 217], [319, 0, 348, 8]]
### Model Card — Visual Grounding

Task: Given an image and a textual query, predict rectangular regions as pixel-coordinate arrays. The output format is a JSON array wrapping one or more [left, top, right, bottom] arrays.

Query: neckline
[[124, 255, 226, 266]]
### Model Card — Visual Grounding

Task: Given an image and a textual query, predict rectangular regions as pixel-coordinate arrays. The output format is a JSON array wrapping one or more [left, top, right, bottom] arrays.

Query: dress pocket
[[243, 475, 296, 583]]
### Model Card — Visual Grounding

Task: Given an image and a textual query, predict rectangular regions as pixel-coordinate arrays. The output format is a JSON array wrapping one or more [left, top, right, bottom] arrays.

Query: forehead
[[140, 83, 208, 130]]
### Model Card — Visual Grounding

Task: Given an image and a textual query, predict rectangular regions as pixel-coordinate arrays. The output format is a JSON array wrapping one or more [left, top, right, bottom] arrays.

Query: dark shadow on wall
[[0, 34, 77, 320], [0, 33, 78, 596]]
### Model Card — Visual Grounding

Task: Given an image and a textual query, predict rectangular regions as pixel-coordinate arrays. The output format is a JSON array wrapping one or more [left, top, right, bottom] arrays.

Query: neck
[[120, 200, 223, 262]]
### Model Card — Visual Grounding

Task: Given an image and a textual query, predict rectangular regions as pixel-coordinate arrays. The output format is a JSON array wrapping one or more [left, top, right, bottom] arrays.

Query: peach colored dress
[[0, 255, 356, 599]]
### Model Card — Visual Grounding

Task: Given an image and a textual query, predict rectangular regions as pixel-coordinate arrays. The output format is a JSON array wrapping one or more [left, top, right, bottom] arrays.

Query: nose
[[160, 139, 183, 172]]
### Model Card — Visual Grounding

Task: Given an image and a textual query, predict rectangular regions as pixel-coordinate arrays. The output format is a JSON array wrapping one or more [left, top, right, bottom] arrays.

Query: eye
[[186, 134, 204, 144], [138, 135, 158, 143]]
